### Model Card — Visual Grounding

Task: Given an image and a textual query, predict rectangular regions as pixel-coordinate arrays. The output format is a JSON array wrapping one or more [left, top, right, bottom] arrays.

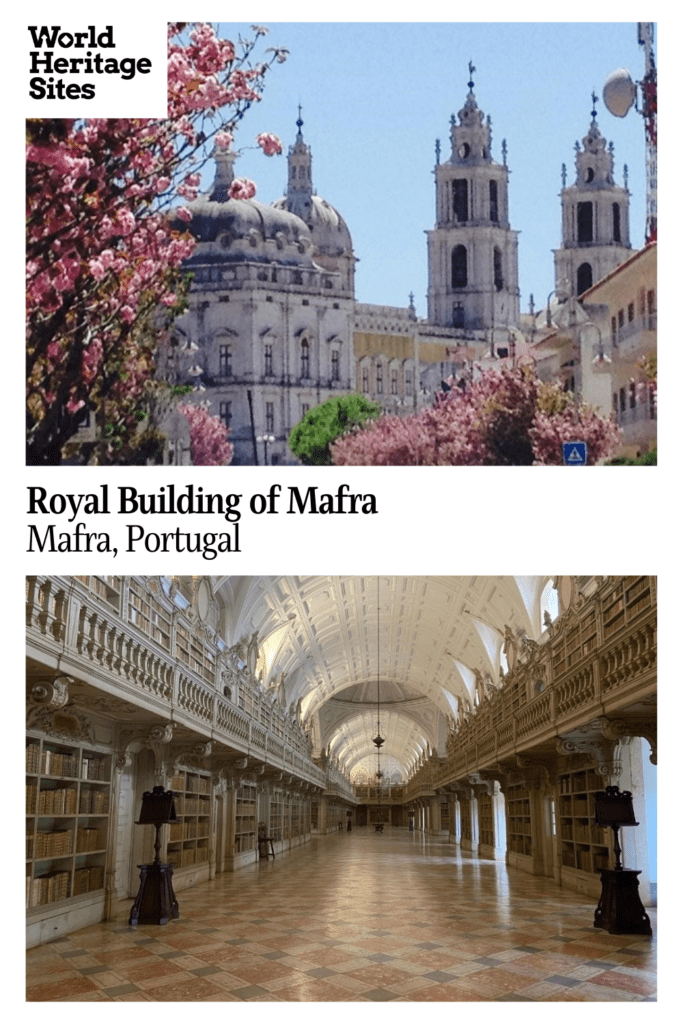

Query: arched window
[[453, 179, 468, 222], [577, 262, 593, 295], [612, 202, 621, 243], [493, 247, 503, 291], [451, 245, 467, 289], [300, 339, 310, 378], [489, 180, 499, 222], [264, 343, 273, 376], [577, 201, 593, 242], [375, 360, 384, 394], [361, 366, 369, 393], [331, 349, 340, 382]]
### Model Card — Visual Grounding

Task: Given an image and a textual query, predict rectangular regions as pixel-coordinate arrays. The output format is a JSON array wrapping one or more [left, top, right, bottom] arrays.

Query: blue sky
[[216, 22, 654, 319]]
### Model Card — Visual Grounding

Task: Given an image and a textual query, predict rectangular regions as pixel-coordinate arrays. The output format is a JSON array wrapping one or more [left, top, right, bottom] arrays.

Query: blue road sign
[[562, 441, 588, 465]]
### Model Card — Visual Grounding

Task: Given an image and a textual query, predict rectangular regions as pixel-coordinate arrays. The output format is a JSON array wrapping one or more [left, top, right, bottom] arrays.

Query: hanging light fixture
[[373, 576, 384, 783]]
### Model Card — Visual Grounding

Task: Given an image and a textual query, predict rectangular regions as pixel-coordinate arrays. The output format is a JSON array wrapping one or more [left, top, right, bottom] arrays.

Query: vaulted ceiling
[[212, 576, 553, 780]]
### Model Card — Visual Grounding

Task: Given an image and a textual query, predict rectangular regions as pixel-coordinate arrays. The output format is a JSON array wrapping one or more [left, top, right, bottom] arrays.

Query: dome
[[273, 193, 353, 258], [174, 195, 314, 266], [171, 147, 316, 267]]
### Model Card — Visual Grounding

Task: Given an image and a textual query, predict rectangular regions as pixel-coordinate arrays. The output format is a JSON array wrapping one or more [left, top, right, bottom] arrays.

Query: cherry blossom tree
[[178, 402, 233, 466], [26, 23, 286, 464], [330, 366, 622, 466]]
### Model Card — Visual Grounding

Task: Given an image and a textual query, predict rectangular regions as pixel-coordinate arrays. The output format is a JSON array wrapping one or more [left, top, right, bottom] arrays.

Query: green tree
[[288, 395, 382, 465]]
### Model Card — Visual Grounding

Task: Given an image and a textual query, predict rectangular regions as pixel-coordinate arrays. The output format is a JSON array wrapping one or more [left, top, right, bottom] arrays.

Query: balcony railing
[[26, 577, 326, 791]]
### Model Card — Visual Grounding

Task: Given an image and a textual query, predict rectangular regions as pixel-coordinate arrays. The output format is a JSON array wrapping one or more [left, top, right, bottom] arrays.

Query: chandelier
[[372, 576, 384, 783]]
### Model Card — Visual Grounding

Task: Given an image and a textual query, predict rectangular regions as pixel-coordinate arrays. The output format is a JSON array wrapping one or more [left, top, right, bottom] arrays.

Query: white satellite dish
[[603, 68, 636, 118]]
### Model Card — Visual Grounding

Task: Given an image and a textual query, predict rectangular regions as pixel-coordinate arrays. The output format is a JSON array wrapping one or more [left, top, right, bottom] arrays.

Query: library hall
[[25, 575, 657, 1002]]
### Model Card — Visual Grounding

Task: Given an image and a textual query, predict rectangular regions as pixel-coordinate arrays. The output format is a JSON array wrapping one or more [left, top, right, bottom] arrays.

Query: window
[[647, 289, 656, 315], [300, 339, 310, 378], [362, 366, 369, 393], [493, 247, 503, 291], [489, 180, 499, 222], [611, 316, 617, 345], [219, 345, 232, 376], [628, 302, 635, 323], [629, 381, 636, 408], [331, 349, 340, 382], [264, 343, 273, 376], [391, 370, 398, 395], [577, 262, 592, 295], [453, 179, 468, 222], [612, 203, 621, 243], [451, 245, 467, 289], [405, 368, 413, 391], [376, 361, 383, 394], [577, 201, 593, 242], [453, 304, 465, 328], [219, 401, 232, 428], [265, 402, 274, 433], [619, 387, 626, 413], [618, 309, 625, 328]]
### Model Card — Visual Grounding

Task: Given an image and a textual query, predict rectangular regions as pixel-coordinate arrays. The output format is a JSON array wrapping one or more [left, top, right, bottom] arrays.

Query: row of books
[[168, 821, 210, 841], [34, 829, 73, 858], [27, 870, 70, 908], [170, 774, 211, 794], [174, 796, 209, 815], [72, 865, 104, 895], [81, 757, 107, 781], [79, 789, 109, 814], [166, 845, 209, 868], [41, 750, 79, 778], [76, 827, 103, 852], [27, 785, 109, 817]]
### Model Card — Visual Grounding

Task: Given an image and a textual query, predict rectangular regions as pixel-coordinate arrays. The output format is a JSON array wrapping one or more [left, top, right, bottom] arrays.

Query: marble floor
[[26, 827, 656, 1002]]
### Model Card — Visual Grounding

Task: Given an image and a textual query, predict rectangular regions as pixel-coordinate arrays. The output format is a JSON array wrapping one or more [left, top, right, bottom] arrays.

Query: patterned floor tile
[[25, 827, 656, 1002]]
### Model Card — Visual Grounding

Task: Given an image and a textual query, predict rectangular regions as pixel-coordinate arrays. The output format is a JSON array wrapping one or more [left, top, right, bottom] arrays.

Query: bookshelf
[[74, 575, 123, 612], [128, 579, 171, 651], [167, 769, 212, 869], [558, 766, 611, 875], [478, 792, 494, 847], [459, 794, 472, 843], [26, 735, 111, 911], [506, 783, 532, 857], [269, 790, 283, 843], [235, 782, 257, 853]]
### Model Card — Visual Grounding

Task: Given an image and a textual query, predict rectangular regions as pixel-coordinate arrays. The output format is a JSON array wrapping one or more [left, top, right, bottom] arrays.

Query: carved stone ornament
[[147, 724, 175, 745], [115, 750, 134, 774], [556, 735, 621, 780], [26, 705, 94, 743], [28, 675, 71, 710]]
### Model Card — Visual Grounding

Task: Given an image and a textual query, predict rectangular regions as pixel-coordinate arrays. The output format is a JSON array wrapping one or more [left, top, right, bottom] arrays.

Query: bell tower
[[426, 64, 520, 336], [554, 95, 632, 298]]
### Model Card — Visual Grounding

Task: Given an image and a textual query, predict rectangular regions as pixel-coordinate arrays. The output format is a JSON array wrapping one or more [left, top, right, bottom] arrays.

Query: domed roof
[[171, 148, 315, 267], [180, 194, 313, 251], [273, 194, 353, 257]]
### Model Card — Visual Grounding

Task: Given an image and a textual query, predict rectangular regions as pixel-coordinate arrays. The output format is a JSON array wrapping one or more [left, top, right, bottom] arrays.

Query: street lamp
[[546, 286, 570, 328], [256, 433, 275, 465]]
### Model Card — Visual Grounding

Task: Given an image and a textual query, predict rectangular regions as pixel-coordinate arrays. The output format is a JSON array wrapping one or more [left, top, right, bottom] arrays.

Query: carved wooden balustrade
[[415, 578, 656, 796], [26, 576, 326, 792]]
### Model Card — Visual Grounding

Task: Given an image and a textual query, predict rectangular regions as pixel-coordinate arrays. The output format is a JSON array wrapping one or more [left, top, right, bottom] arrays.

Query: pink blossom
[[214, 130, 233, 149], [228, 177, 257, 200], [256, 131, 282, 156], [161, 292, 177, 306], [176, 206, 193, 222]]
